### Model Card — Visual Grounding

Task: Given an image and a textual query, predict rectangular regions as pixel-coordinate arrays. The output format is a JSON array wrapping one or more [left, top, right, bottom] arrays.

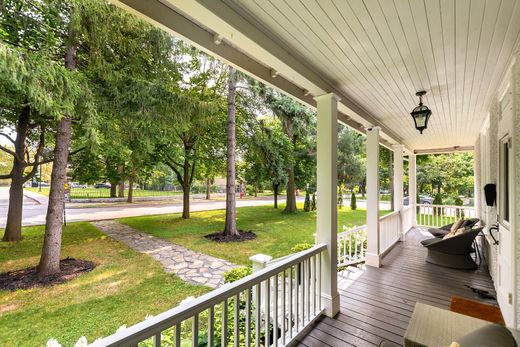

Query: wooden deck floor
[[295, 228, 498, 347]]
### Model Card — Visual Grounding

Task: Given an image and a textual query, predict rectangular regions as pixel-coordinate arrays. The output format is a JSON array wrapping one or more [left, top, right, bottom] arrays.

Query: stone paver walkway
[[92, 220, 237, 288]]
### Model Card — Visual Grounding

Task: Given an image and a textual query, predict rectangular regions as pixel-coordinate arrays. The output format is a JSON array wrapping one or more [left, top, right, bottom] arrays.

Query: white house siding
[[477, 55, 520, 327], [512, 54, 520, 329], [479, 105, 499, 283]]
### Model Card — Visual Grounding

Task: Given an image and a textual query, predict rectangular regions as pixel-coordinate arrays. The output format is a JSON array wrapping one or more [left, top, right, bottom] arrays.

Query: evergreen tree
[[350, 192, 357, 210], [304, 190, 311, 212]]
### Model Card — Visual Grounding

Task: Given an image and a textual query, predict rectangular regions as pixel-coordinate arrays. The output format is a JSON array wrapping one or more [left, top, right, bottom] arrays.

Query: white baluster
[[222, 299, 228, 347], [192, 313, 198, 347], [281, 271, 286, 345], [245, 289, 251, 347], [234, 294, 240, 347], [208, 306, 214, 347]]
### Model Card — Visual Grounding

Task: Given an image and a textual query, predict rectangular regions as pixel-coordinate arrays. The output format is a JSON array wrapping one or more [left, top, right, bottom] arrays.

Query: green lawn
[[121, 204, 388, 265], [26, 187, 183, 199], [0, 205, 387, 345], [0, 223, 208, 346]]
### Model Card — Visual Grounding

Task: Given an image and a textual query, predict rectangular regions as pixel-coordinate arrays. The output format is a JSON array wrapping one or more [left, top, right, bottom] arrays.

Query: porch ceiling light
[[410, 90, 431, 134]]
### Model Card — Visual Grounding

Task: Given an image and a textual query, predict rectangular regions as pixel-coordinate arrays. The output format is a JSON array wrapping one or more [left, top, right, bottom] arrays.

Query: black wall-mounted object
[[484, 183, 496, 207], [489, 224, 499, 245]]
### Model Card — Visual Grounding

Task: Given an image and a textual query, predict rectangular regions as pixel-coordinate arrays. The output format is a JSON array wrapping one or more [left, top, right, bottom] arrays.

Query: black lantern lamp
[[410, 90, 431, 134]]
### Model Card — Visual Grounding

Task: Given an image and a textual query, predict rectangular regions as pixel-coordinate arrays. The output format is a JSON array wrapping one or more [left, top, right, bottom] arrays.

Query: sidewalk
[[23, 189, 48, 205], [92, 220, 237, 288]]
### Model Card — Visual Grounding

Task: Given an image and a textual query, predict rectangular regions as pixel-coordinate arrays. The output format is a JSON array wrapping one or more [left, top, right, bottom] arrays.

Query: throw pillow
[[450, 218, 464, 233]]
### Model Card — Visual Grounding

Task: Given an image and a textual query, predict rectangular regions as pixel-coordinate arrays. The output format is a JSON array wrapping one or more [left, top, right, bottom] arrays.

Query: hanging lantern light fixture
[[410, 90, 431, 134]]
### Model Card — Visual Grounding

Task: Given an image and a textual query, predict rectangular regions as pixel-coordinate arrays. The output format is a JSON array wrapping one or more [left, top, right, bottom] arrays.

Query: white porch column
[[409, 154, 417, 228], [393, 145, 404, 240], [315, 93, 340, 317], [365, 126, 381, 267]]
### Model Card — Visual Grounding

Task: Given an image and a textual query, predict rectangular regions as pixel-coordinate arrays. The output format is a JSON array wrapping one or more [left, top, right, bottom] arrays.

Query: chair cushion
[[429, 228, 450, 237], [455, 324, 517, 347], [421, 237, 442, 246], [462, 218, 479, 228], [451, 218, 465, 233]]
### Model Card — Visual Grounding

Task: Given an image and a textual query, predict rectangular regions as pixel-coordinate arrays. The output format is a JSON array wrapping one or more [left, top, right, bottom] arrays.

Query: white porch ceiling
[[113, 0, 520, 152], [221, 0, 520, 151]]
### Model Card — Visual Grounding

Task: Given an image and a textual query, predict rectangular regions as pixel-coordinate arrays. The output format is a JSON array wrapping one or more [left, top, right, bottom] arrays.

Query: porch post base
[[365, 252, 381, 268], [321, 292, 340, 317]]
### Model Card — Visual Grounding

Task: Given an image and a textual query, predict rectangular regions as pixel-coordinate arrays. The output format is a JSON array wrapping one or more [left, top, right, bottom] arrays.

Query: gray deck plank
[[295, 228, 497, 346]]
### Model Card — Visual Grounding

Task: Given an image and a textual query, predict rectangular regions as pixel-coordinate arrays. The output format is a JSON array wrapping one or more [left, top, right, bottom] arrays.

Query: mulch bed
[[0, 257, 95, 291], [205, 230, 257, 243]]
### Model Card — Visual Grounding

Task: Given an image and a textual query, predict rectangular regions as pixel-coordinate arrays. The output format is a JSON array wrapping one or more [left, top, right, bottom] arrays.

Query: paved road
[[0, 187, 391, 227], [0, 187, 39, 207]]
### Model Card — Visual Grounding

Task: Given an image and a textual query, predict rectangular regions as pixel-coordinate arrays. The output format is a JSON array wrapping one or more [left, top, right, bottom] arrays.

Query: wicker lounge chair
[[428, 218, 480, 238], [423, 227, 483, 270]]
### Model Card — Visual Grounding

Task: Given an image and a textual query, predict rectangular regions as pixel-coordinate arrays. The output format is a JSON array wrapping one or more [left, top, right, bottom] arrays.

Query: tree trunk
[[3, 107, 30, 242], [205, 178, 211, 200], [117, 164, 125, 197], [254, 183, 258, 197], [224, 67, 239, 236], [109, 181, 117, 198], [37, 39, 77, 278], [284, 164, 297, 212], [273, 183, 279, 209], [127, 174, 134, 203], [182, 181, 190, 219], [360, 183, 366, 199], [37, 117, 72, 277]]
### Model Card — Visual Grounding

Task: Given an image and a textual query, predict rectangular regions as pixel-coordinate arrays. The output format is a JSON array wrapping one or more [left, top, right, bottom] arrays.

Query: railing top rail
[[90, 243, 327, 346], [339, 225, 366, 236], [379, 210, 400, 221], [417, 203, 475, 209]]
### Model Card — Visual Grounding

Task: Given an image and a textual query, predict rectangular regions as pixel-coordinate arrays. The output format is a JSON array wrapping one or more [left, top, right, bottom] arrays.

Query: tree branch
[[189, 159, 196, 186], [27, 146, 85, 166], [0, 133, 15, 145], [23, 129, 45, 182], [165, 161, 184, 186], [0, 144, 19, 161]]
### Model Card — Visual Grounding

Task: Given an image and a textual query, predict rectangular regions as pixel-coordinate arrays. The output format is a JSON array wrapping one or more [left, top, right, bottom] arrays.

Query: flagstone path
[[92, 220, 237, 288]]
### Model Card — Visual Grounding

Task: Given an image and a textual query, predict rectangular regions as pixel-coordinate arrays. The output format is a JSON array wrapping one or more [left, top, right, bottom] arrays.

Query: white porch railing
[[379, 211, 400, 254], [337, 225, 367, 267], [417, 204, 477, 228], [401, 205, 414, 233], [338, 208, 416, 266], [90, 244, 326, 347]]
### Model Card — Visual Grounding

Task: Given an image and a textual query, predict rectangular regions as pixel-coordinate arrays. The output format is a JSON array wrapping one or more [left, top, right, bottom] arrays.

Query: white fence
[[417, 204, 477, 228], [337, 225, 367, 267], [91, 244, 326, 347]]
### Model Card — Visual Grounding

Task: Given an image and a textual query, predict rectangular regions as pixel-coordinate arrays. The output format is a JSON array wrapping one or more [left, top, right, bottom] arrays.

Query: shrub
[[454, 196, 465, 218], [433, 193, 443, 205], [303, 190, 311, 212], [291, 243, 313, 253], [224, 266, 252, 283], [311, 193, 317, 211], [350, 192, 357, 210], [433, 193, 443, 216], [338, 186, 344, 209]]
